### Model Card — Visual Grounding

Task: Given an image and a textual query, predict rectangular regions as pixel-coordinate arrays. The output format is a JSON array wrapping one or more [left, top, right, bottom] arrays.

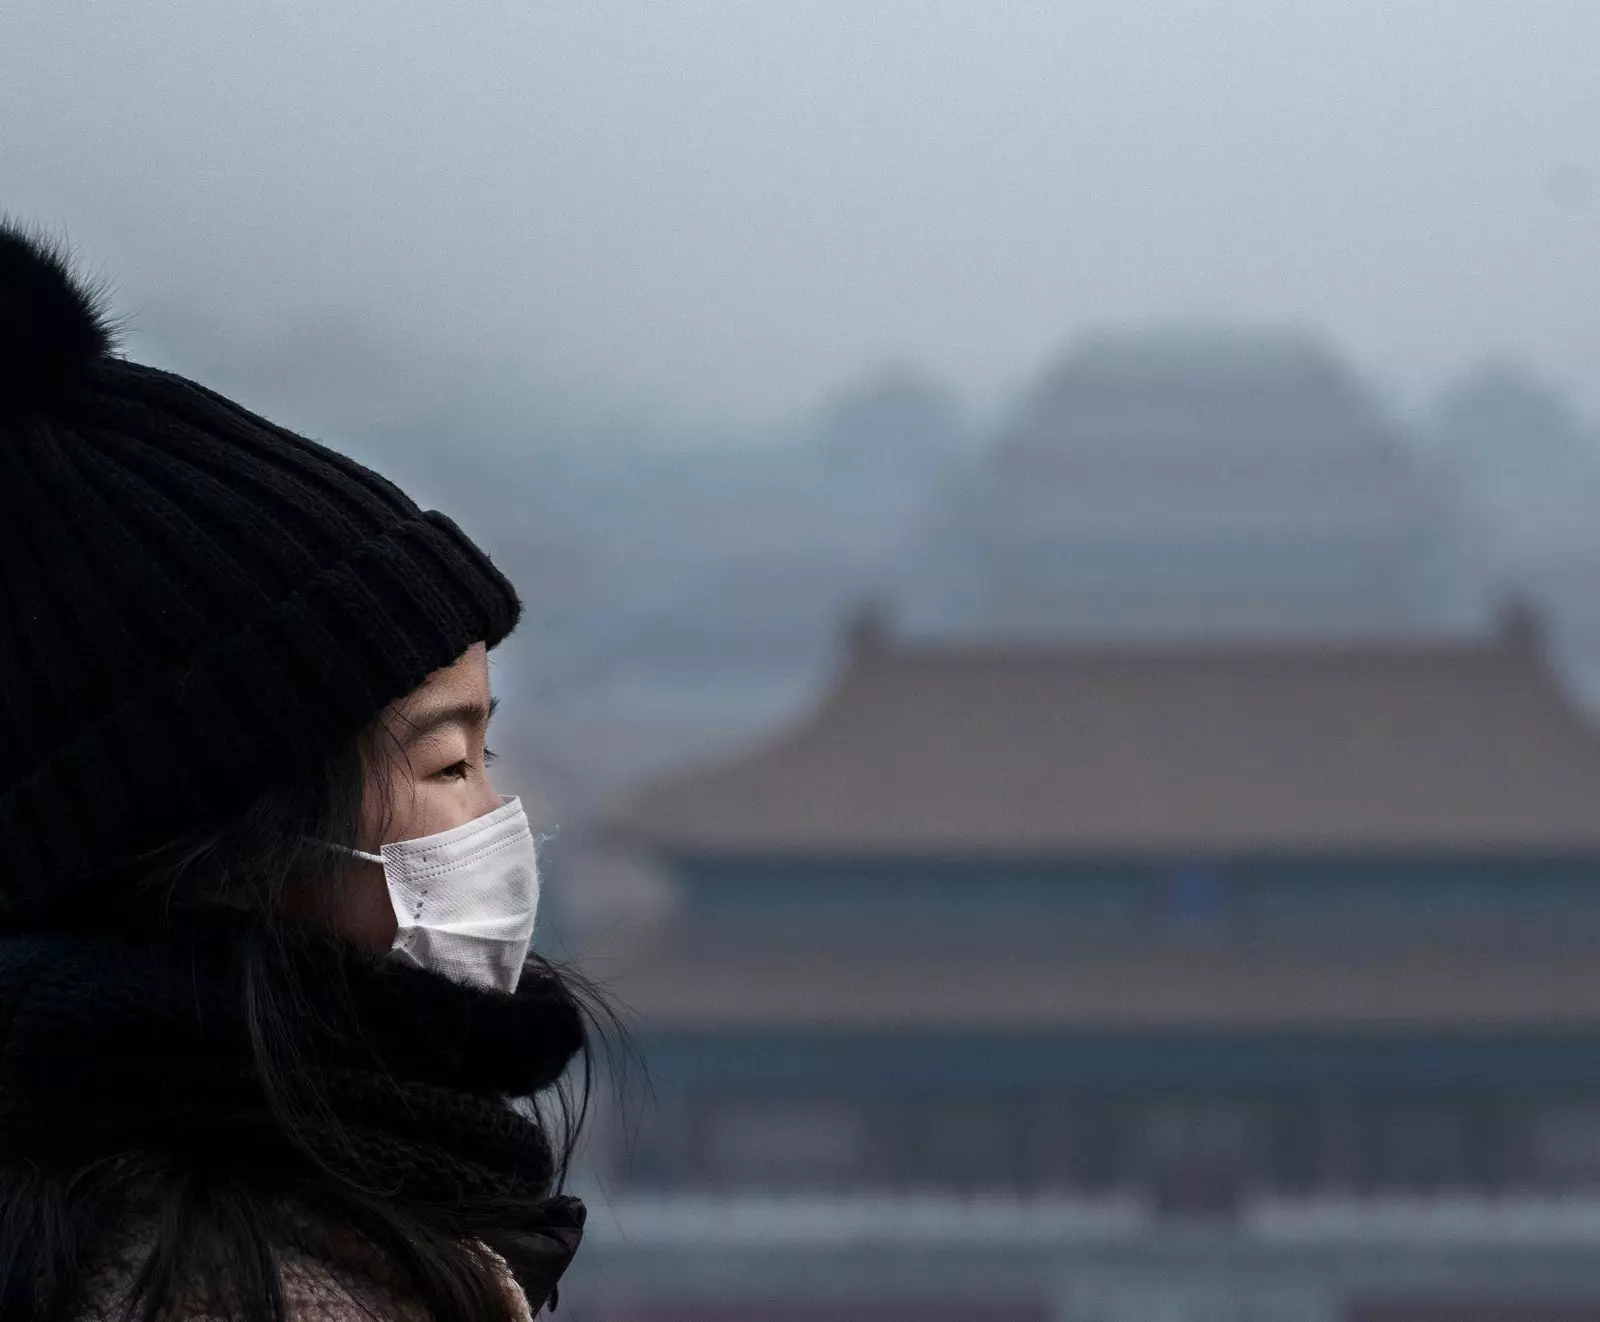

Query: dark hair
[[0, 719, 614, 1322]]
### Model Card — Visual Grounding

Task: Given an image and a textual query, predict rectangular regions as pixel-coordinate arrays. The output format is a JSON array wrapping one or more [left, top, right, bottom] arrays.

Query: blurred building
[[1433, 365, 1600, 711], [898, 329, 1492, 644], [566, 614, 1600, 1322]]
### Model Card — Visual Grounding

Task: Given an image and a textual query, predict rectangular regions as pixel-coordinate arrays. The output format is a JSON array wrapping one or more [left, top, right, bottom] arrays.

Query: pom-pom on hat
[[0, 224, 118, 421], [0, 220, 522, 900]]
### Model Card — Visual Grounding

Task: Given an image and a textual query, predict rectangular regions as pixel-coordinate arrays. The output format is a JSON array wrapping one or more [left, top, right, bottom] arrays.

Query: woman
[[0, 223, 593, 1320]]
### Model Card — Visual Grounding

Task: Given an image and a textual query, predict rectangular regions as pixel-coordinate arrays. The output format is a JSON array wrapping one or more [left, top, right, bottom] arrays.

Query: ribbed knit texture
[[0, 289, 522, 896]]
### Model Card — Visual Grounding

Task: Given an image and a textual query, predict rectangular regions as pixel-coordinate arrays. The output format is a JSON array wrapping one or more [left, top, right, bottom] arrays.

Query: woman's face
[[337, 642, 503, 949]]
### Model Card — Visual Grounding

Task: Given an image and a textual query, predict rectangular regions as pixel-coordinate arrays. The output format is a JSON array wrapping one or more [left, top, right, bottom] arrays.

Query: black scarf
[[0, 908, 586, 1311]]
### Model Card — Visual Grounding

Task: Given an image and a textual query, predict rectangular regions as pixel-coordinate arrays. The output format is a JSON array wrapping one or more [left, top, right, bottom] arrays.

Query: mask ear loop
[[303, 838, 385, 866]]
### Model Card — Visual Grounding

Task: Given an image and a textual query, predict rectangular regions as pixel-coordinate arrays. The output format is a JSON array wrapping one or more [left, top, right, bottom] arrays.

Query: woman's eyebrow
[[398, 694, 498, 747]]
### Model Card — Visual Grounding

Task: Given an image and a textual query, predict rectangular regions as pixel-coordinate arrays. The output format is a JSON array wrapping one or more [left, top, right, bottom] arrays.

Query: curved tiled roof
[[610, 622, 1600, 855]]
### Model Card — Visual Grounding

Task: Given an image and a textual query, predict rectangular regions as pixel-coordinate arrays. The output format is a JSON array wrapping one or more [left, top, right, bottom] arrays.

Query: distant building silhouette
[[898, 328, 1492, 643], [1434, 363, 1600, 711], [515, 367, 968, 816]]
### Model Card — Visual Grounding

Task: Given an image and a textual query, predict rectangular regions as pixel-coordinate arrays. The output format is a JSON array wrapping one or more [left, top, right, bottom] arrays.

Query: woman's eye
[[436, 747, 493, 782], [483, 746, 498, 766]]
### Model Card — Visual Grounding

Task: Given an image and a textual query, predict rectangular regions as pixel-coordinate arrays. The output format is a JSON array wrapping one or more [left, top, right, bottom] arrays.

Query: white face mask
[[350, 796, 541, 994]]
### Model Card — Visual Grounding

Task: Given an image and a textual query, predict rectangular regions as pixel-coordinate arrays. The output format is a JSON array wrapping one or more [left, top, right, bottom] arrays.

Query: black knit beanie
[[0, 224, 522, 899]]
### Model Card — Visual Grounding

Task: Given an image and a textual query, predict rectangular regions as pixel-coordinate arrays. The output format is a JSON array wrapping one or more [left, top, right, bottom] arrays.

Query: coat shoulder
[[71, 1220, 533, 1322]]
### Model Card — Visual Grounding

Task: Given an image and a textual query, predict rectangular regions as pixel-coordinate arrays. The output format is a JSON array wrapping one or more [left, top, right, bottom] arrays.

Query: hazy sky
[[6, 1, 1600, 429]]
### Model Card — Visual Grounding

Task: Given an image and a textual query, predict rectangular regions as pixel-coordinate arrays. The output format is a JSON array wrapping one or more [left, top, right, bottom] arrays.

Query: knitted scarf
[[0, 907, 587, 1312]]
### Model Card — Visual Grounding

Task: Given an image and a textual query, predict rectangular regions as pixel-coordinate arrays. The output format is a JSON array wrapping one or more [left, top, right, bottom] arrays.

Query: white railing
[[579, 1189, 1600, 1249], [1247, 1192, 1600, 1243], [581, 1190, 1146, 1246]]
